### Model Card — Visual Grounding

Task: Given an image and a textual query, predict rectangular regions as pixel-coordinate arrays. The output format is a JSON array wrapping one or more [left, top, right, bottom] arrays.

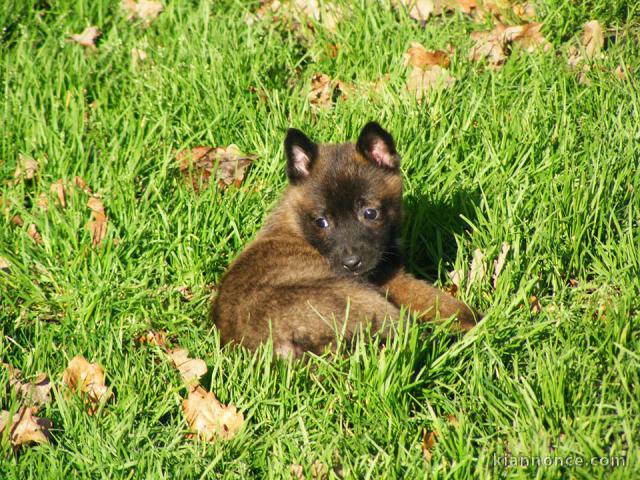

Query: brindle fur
[[212, 123, 480, 357]]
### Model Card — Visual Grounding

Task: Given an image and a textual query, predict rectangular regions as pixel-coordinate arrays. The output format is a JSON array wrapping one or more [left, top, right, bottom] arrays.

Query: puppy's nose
[[342, 255, 362, 272]]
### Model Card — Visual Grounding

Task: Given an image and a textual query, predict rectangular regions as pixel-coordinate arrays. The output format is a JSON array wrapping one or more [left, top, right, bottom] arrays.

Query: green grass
[[1, 0, 639, 478]]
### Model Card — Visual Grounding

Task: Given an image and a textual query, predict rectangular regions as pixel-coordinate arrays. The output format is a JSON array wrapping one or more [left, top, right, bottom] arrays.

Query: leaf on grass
[[37, 193, 49, 211], [403, 43, 455, 100], [307, 72, 351, 108], [131, 48, 148, 68], [0, 257, 10, 273], [3, 363, 52, 409], [182, 385, 244, 441], [0, 407, 52, 450], [290, 464, 304, 479], [449, 268, 464, 290], [470, 22, 550, 68], [69, 26, 101, 50], [14, 155, 39, 182], [73, 176, 93, 194], [169, 349, 207, 383], [567, 20, 605, 85], [121, 0, 164, 24], [422, 429, 437, 461], [177, 146, 255, 193], [404, 42, 451, 69], [529, 295, 542, 314], [446, 414, 460, 428], [51, 180, 67, 208], [27, 224, 43, 245], [310, 460, 328, 479], [394, 0, 439, 22], [492, 241, 510, 288], [468, 248, 486, 285], [62, 355, 111, 414], [136, 330, 169, 348], [87, 197, 108, 247]]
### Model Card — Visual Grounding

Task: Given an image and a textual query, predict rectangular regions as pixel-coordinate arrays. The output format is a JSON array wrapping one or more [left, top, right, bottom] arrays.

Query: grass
[[1, 0, 639, 478]]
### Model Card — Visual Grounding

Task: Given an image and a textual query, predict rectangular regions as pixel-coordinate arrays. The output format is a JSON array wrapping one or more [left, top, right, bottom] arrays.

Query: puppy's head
[[284, 122, 403, 277]]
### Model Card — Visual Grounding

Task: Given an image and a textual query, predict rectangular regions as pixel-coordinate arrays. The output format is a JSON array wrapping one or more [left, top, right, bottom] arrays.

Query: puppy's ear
[[356, 122, 400, 169], [285, 128, 318, 183]]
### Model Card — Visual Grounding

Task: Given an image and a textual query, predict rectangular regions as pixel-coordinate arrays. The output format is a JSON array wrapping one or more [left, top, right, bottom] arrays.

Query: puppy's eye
[[363, 208, 378, 220], [314, 217, 329, 228]]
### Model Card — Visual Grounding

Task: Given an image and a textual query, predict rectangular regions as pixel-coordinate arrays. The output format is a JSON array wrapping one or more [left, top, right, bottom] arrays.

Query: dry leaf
[[177, 145, 255, 193], [307, 72, 350, 108], [290, 464, 304, 479], [492, 241, 510, 288], [529, 295, 542, 314], [404, 43, 451, 69], [14, 154, 39, 181], [169, 349, 207, 383], [311, 460, 328, 479], [131, 48, 148, 67], [182, 385, 244, 441], [470, 22, 550, 67], [0, 257, 10, 273], [27, 224, 42, 245], [567, 20, 605, 84], [468, 248, 486, 285], [69, 26, 101, 50], [49, 180, 67, 208], [87, 197, 108, 247], [449, 268, 464, 289], [0, 407, 52, 449], [446, 414, 460, 428], [62, 355, 111, 414], [422, 429, 437, 461], [394, 0, 439, 22], [122, 0, 164, 24], [136, 330, 168, 348], [73, 176, 93, 194], [569, 278, 579, 288], [11, 215, 24, 227], [176, 285, 193, 302], [37, 192, 49, 211], [512, 2, 535, 21], [407, 65, 456, 99], [3, 364, 52, 409]]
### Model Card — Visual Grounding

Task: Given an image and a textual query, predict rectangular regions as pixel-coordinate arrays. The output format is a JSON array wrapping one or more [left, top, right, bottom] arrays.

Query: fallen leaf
[[311, 460, 328, 479], [11, 215, 24, 227], [122, 0, 164, 24], [182, 385, 244, 441], [512, 2, 536, 21], [407, 64, 456, 99], [169, 349, 207, 383], [27, 224, 42, 245], [468, 248, 486, 285], [14, 154, 39, 182], [470, 22, 551, 68], [87, 197, 108, 247], [404, 42, 451, 69], [73, 176, 93, 194], [176, 145, 255, 192], [69, 26, 101, 50], [176, 285, 193, 302], [614, 64, 627, 80], [529, 295, 542, 314], [394, 0, 438, 22], [446, 414, 460, 427], [290, 464, 304, 479], [0, 407, 52, 449], [492, 241, 510, 288], [307, 72, 351, 108], [51, 180, 67, 208], [131, 48, 148, 67], [136, 330, 168, 348], [62, 355, 111, 414], [422, 429, 437, 461], [37, 192, 49, 211], [449, 269, 464, 289], [567, 20, 605, 84], [0, 257, 10, 273], [569, 278, 579, 288], [3, 364, 52, 409]]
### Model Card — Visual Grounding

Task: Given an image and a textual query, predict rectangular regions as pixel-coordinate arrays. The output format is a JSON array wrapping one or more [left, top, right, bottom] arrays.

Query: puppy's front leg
[[380, 268, 480, 331]]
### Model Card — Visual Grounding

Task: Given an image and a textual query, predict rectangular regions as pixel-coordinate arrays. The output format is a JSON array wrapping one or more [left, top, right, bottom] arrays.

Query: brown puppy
[[212, 123, 480, 357]]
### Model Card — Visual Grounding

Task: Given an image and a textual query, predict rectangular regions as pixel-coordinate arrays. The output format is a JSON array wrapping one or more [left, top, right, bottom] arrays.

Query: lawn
[[1, 0, 639, 478]]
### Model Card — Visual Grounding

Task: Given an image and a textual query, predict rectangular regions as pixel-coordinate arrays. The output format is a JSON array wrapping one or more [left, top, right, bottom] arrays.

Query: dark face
[[284, 123, 403, 277]]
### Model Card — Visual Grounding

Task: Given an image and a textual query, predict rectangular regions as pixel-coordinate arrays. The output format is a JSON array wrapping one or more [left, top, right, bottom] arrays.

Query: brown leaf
[[406, 65, 455, 100], [582, 20, 604, 60], [27, 224, 42, 245], [51, 180, 67, 208], [87, 197, 108, 247], [446, 414, 460, 428], [37, 192, 49, 211], [492, 241, 510, 288], [14, 154, 39, 182], [73, 176, 93, 194], [470, 22, 551, 68], [136, 330, 169, 348], [69, 26, 101, 50], [131, 48, 148, 67], [177, 145, 255, 193], [11, 215, 24, 227], [0, 256, 10, 273], [311, 460, 328, 479], [62, 355, 111, 414], [122, 0, 164, 24], [182, 385, 244, 441], [529, 295, 542, 314], [395, 0, 438, 22], [404, 42, 451, 69], [512, 2, 536, 21], [169, 349, 207, 383], [422, 429, 437, 461], [307, 72, 351, 108], [0, 407, 52, 449], [468, 248, 486, 285], [3, 364, 52, 409]]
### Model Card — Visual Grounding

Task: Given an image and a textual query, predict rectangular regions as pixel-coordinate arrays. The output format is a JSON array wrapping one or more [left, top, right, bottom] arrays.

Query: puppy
[[212, 122, 480, 357]]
